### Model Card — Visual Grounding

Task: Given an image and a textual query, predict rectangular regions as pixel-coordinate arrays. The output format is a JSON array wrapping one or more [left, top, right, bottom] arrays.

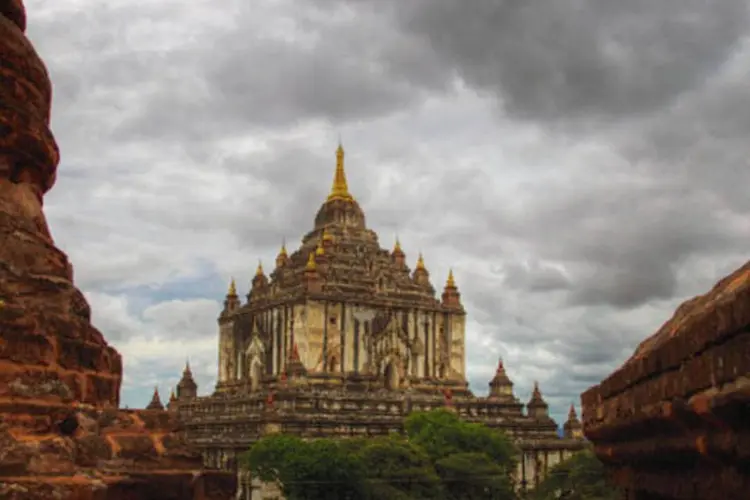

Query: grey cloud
[[28, 0, 444, 150], [497, 260, 571, 293], [372, 0, 749, 123], [24, 0, 750, 424]]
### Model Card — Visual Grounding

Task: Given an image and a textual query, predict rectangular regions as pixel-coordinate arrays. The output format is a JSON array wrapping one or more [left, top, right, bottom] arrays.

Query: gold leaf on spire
[[394, 236, 402, 253], [306, 252, 317, 271], [327, 142, 354, 202], [446, 268, 456, 288], [416, 253, 426, 270]]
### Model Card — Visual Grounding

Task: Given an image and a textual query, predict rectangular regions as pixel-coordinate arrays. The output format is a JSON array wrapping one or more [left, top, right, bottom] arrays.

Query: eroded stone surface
[[582, 260, 750, 500], [0, 2, 235, 498]]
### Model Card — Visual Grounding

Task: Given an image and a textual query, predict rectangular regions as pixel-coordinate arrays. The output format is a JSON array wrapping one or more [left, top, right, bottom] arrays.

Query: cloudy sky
[[24, 0, 750, 424]]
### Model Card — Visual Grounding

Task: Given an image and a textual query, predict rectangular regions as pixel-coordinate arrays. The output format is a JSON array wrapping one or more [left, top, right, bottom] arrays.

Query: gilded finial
[[255, 260, 264, 276], [306, 252, 317, 271], [315, 240, 325, 256], [327, 142, 353, 202], [322, 228, 334, 242], [394, 236, 402, 253], [279, 240, 287, 257], [228, 277, 237, 296], [446, 269, 456, 288], [416, 253, 426, 271]]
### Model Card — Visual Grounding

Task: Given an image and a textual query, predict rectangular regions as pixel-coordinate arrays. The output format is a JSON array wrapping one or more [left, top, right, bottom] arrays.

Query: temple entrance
[[250, 360, 262, 392], [384, 361, 399, 390], [328, 356, 339, 373]]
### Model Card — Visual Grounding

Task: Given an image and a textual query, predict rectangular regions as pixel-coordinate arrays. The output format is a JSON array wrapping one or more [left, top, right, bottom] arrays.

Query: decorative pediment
[[246, 334, 265, 358], [372, 315, 408, 343]]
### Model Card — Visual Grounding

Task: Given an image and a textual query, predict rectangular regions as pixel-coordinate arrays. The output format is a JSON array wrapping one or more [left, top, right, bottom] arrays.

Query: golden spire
[[279, 240, 287, 257], [446, 268, 456, 288], [416, 253, 426, 271], [306, 252, 317, 271], [228, 277, 237, 296], [394, 236, 402, 253], [255, 260, 264, 276], [315, 240, 325, 256], [322, 228, 334, 242], [326, 142, 353, 202]]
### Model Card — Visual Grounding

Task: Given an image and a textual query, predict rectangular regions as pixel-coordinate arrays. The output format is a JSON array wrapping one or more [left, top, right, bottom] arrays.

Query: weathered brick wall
[[0, 2, 235, 498], [582, 261, 750, 500]]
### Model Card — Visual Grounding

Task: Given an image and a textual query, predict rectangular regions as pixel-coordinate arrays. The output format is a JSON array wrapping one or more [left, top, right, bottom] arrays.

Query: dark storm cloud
[[23, 0, 750, 418], [334, 0, 750, 310], [25, 1, 448, 150], [373, 0, 749, 123]]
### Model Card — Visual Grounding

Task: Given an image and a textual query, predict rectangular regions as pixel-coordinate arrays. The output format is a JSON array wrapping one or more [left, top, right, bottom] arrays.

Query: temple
[[169, 144, 587, 496]]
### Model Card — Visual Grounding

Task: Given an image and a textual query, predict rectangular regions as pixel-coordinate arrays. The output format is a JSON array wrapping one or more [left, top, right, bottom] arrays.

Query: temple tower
[[212, 143, 469, 395]]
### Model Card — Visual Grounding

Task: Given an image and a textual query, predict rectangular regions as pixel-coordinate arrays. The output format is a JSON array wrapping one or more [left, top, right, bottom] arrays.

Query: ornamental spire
[[446, 268, 456, 288], [306, 252, 317, 271], [227, 277, 237, 296], [255, 260, 264, 276], [327, 142, 353, 202], [416, 253, 426, 271]]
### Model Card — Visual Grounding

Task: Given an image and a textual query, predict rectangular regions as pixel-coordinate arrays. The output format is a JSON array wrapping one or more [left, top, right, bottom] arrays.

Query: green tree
[[532, 450, 622, 500], [242, 434, 369, 500], [241, 410, 520, 500], [405, 409, 518, 499], [356, 434, 443, 499]]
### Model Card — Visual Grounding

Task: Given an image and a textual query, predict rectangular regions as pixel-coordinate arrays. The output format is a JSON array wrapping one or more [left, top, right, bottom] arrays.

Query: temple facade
[[170, 144, 587, 497]]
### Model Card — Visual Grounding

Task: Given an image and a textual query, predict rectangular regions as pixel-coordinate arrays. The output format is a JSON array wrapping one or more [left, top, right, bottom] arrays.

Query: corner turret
[[146, 386, 164, 411], [275, 242, 288, 269], [249, 261, 269, 301], [412, 253, 433, 292], [222, 277, 240, 315], [177, 361, 198, 400], [488, 358, 514, 399], [563, 403, 584, 439], [441, 269, 463, 309], [167, 388, 178, 411], [392, 237, 405, 268], [304, 252, 322, 293], [526, 381, 549, 419]]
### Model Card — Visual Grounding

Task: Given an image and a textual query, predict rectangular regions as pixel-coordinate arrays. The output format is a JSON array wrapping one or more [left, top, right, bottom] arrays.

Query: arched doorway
[[250, 359, 262, 392], [384, 361, 399, 390], [328, 356, 339, 373]]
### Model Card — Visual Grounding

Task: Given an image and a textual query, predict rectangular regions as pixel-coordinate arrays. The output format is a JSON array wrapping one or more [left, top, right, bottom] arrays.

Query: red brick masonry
[[0, 2, 235, 498], [582, 261, 750, 500]]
